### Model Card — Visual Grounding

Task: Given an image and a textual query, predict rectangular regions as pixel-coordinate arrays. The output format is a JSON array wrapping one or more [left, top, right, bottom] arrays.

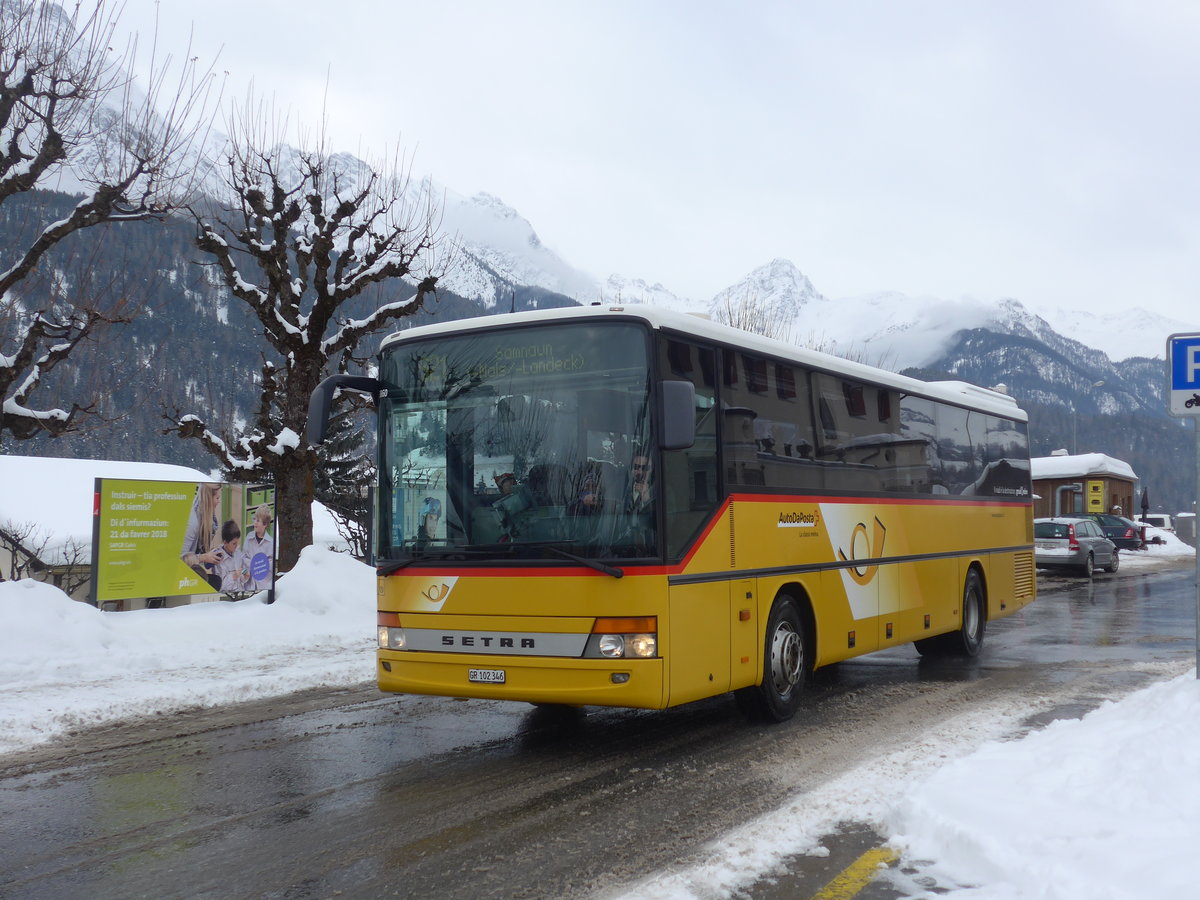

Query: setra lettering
[[439, 635, 536, 649]]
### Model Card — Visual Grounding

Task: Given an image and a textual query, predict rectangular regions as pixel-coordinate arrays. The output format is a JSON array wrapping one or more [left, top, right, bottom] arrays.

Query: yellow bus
[[308, 305, 1035, 721]]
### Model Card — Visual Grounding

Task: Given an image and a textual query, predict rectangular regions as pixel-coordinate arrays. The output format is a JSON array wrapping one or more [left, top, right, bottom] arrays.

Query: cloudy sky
[[114, 1, 1198, 315]]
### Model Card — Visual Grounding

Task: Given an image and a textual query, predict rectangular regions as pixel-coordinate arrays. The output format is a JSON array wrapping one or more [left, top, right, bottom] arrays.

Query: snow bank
[[887, 672, 1200, 898], [0, 546, 375, 753]]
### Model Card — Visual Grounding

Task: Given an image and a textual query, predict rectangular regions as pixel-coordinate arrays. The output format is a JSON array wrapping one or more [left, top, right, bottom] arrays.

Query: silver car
[[1034, 517, 1119, 577]]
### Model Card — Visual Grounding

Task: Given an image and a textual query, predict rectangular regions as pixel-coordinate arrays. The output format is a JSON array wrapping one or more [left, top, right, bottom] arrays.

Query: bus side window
[[937, 405, 977, 495], [724, 355, 818, 491], [810, 373, 891, 493], [897, 395, 940, 493]]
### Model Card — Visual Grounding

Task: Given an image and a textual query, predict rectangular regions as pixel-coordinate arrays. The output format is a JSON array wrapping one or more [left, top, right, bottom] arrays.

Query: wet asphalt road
[[1, 561, 1195, 900]]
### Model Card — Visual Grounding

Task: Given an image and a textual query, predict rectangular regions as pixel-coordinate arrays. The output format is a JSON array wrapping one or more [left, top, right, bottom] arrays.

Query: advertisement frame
[[90, 478, 276, 607]]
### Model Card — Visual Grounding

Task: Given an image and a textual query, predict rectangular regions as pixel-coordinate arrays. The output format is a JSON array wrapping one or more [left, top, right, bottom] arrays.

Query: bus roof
[[379, 304, 1027, 421]]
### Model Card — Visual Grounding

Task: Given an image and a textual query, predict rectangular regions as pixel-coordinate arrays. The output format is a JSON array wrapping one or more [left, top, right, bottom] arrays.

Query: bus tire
[[915, 569, 986, 658], [735, 595, 807, 723]]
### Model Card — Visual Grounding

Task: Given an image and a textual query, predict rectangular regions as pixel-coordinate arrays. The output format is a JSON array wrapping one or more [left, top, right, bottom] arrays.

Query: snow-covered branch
[[0, 303, 129, 439], [0, 0, 220, 442], [177, 96, 448, 571]]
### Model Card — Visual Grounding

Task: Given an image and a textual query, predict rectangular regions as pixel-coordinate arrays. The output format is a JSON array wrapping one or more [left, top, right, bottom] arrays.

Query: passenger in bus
[[416, 497, 441, 545], [625, 451, 654, 515], [568, 469, 602, 516]]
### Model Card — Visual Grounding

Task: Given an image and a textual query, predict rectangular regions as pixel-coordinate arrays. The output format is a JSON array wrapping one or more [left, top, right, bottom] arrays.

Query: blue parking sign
[[1167, 333, 1200, 416]]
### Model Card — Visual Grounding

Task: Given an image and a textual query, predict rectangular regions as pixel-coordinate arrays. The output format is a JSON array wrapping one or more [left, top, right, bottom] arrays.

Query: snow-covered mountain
[[1038, 305, 1187, 364], [594, 274, 695, 312], [690, 259, 1166, 370], [436, 189, 599, 306], [432, 192, 1185, 364]]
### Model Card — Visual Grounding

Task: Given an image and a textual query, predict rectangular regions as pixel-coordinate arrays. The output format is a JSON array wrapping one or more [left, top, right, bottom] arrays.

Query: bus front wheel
[[736, 596, 807, 722], [915, 569, 986, 658]]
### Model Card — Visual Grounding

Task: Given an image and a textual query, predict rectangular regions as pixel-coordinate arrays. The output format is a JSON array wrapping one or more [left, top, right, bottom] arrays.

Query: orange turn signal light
[[592, 616, 656, 634]]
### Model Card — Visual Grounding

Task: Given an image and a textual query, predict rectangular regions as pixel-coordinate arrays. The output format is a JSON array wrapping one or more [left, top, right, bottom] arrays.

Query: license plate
[[468, 668, 506, 684]]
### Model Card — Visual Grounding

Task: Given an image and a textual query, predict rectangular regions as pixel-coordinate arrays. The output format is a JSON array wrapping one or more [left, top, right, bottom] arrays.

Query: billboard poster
[[91, 479, 276, 603]]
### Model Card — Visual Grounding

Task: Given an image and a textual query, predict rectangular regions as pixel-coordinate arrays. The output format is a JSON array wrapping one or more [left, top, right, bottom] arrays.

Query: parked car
[[1075, 512, 1146, 551], [1034, 517, 1119, 577], [1141, 514, 1174, 534]]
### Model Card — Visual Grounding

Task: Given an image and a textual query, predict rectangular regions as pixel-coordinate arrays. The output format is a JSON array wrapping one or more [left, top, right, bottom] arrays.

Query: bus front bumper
[[377, 650, 666, 709]]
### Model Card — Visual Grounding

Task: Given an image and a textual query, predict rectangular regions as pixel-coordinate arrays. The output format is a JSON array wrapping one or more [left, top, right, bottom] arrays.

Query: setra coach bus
[[308, 304, 1035, 721]]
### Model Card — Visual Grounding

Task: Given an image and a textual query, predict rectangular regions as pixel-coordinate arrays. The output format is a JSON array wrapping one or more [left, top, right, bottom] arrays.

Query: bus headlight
[[378, 626, 407, 650], [585, 617, 657, 659], [625, 633, 657, 658], [598, 634, 624, 657]]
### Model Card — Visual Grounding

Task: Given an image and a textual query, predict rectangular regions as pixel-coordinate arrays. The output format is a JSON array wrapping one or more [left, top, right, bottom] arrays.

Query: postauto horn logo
[[838, 516, 886, 585]]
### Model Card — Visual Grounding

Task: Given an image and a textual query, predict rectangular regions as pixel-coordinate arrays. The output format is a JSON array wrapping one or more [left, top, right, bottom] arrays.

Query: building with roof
[[1030, 451, 1138, 519]]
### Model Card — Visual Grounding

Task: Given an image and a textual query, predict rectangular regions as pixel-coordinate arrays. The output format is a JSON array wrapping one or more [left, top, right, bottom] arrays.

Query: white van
[[1142, 514, 1174, 533]]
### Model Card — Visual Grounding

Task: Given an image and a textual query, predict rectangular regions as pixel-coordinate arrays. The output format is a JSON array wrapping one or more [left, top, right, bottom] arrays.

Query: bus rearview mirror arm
[[308, 374, 383, 446], [659, 380, 696, 451]]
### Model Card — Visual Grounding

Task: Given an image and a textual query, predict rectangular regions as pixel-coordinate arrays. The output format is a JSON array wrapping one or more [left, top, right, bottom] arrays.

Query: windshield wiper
[[449, 540, 624, 578], [377, 547, 498, 575], [539, 544, 624, 579], [377, 558, 415, 576]]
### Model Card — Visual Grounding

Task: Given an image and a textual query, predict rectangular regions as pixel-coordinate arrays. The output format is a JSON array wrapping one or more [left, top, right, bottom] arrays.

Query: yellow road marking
[[810, 846, 899, 900]]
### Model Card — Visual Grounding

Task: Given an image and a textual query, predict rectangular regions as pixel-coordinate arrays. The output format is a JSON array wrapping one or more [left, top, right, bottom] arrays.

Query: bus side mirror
[[307, 374, 383, 446], [658, 380, 696, 451]]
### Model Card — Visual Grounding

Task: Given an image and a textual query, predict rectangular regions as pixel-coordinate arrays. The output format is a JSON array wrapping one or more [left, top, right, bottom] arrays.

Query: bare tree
[[712, 290, 794, 342], [712, 292, 898, 370], [0, 519, 42, 580], [0, 0, 219, 444], [0, 518, 89, 596], [165, 100, 447, 571]]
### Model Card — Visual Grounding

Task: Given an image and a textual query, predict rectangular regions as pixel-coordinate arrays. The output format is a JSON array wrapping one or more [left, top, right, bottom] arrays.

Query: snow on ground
[[0, 546, 375, 753], [1, 536, 1196, 899]]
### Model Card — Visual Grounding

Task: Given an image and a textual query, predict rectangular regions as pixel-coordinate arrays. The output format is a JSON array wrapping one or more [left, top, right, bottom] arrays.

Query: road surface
[[1, 561, 1194, 899]]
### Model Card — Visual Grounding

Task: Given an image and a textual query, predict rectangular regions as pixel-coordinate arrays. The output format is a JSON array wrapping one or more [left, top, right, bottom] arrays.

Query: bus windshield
[[378, 321, 656, 563]]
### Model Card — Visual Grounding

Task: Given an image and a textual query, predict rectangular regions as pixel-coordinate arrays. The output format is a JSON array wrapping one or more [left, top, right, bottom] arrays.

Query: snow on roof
[[1030, 452, 1138, 482], [0, 455, 345, 564]]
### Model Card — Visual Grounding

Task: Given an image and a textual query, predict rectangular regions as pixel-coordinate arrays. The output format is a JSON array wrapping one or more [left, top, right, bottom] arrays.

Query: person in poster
[[180, 483, 223, 589], [243, 504, 274, 591], [212, 519, 251, 592]]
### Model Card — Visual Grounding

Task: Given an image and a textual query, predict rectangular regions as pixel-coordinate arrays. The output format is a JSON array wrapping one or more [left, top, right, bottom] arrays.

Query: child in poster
[[212, 519, 251, 593]]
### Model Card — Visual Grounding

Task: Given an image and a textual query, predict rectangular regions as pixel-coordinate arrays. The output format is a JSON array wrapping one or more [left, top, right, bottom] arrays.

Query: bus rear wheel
[[736, 596, 807, 722], [915, 569, 986, 658]]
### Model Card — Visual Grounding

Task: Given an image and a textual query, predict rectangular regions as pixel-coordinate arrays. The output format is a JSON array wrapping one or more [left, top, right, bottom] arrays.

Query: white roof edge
[[381, 305, 1029, 420], [927, 380, 1022, 409]]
